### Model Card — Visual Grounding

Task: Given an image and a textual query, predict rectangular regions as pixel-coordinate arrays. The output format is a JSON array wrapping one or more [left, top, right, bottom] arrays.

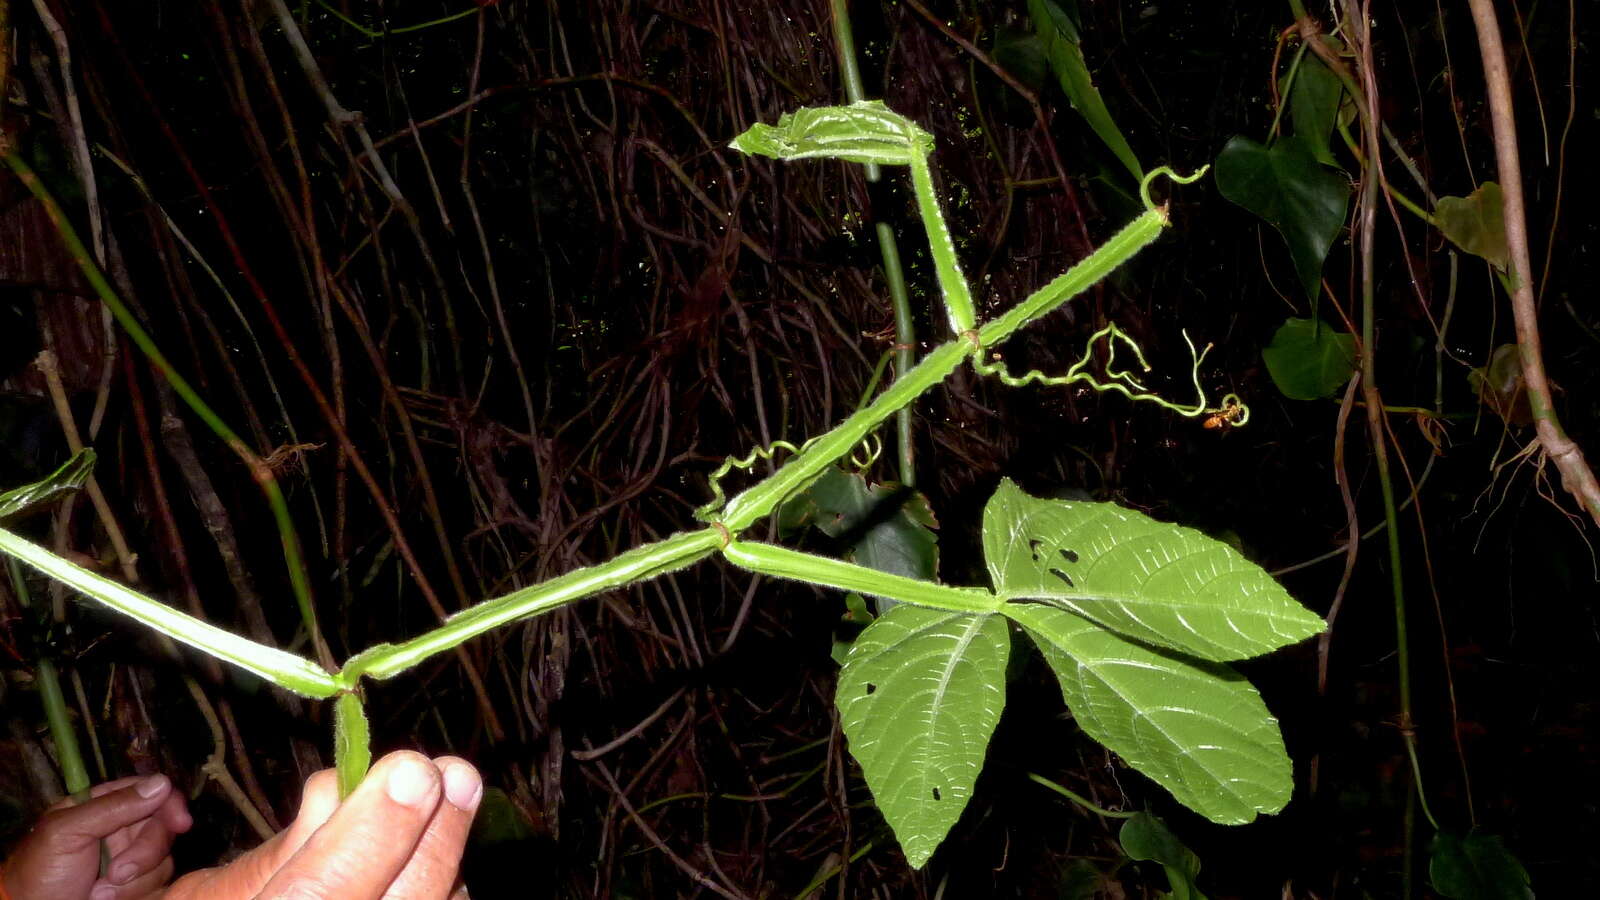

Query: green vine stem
[[8, 558, 109, 875], [722, 540, 1001, 614], [828, 0, 918, 485]]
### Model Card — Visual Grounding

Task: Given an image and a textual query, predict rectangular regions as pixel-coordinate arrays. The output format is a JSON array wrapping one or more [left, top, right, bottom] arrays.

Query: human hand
[[0, 773, 193, 900], [165, 751, 481, 900]]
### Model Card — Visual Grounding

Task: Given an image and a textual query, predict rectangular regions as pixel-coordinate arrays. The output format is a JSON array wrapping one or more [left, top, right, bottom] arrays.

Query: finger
[[104, 817, 179, 885], [35, 776, 175, 852], [45, 775, 146, 812], [258, 751, 443, 900], [161, 768, 342, 900], [89, 854, 173, 900], [155, 789, 194, 835], [382, 757, 483, 899]]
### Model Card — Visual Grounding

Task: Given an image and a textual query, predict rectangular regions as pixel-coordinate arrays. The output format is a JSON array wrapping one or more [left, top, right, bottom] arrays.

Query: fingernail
[[111, 861, 137, 883], [136, 774, 169, 798], [385, 757, 436, 807], [90, 884, 116, 900], [442, 763, 482, 811]]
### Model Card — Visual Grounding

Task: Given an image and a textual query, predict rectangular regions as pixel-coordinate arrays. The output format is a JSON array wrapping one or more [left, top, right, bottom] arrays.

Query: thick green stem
[[723, 541, 1000, 614], [0, 527, 340, 698], [337, 528, 723, 683]]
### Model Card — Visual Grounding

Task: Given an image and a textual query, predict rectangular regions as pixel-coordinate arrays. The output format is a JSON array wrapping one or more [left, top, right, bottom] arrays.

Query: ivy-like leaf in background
[[1261, 316, 1357, 401], [1120, 813, 1208, 900], [1215, 134, 1349, 302], [1011, 604, 1294, 824], [984, 479, 1325, 662], [1429, 831, 1535, 900], [837, 605, 1010, 869], [1434, 182, 1509, 272]]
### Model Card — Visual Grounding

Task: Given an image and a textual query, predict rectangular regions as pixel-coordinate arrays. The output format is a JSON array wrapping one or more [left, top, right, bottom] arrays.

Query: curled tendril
[[696, 439, 817, 521], [1139, 164, 1211, 215], [971, 324, 1250, 424], [849, 433, 883, 472]]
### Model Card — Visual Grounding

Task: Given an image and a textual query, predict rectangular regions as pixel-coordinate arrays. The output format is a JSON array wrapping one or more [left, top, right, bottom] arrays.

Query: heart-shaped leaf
[[1430, 831, 1534, 900], [1011, 603, 1294, 824], [837, 605, 1010, 869], [729, 100, 932, 167], [1434, 183, 1509, 271], [1261, 317, 1357, 401], [1029, 0, 1143, 182], [1215, 135, 1349, 301], [985, 479, 1325, 662]]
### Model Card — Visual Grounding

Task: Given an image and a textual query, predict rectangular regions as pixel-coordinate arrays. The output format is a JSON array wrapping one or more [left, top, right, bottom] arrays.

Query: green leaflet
[[985, 479, 1324, 662], [1012, 603, 1293, 824], [837, 605, 1010, 869], [0, 449, 95, 520], [1262, 316, 1358, 401], [729, 100, 932, 166]]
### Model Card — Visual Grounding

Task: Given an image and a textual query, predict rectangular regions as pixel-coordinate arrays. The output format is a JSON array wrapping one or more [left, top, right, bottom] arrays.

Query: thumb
[[36, 775, 174, 852], [165, 767, 342, 899]]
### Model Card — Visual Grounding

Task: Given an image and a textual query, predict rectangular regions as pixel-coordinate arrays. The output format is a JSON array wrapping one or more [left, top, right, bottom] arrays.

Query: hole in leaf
[[1028, 539, 1044, 561], [931, 787, 941, 801], [864, 683, 876, 695], [1049, 568, 1075, 587], [1059, 548, 1079, 564]]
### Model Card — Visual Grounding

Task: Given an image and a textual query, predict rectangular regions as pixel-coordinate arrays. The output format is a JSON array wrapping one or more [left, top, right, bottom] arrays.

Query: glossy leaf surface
[[1215, 135, 1348, 301], [837, 605, 1009, 868], [985, 479, 1324, 662]]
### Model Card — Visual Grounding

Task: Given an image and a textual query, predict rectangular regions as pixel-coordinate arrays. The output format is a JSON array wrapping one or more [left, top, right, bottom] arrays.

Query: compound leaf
[[1012, 603, 1294, 824], [985, 479, 1324, 662], [838, 605, 1010, 868]]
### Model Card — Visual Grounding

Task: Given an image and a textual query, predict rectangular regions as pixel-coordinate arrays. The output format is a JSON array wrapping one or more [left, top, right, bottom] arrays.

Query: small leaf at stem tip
[[729, 101, 932, 166], [0, 449, 97, 520]]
